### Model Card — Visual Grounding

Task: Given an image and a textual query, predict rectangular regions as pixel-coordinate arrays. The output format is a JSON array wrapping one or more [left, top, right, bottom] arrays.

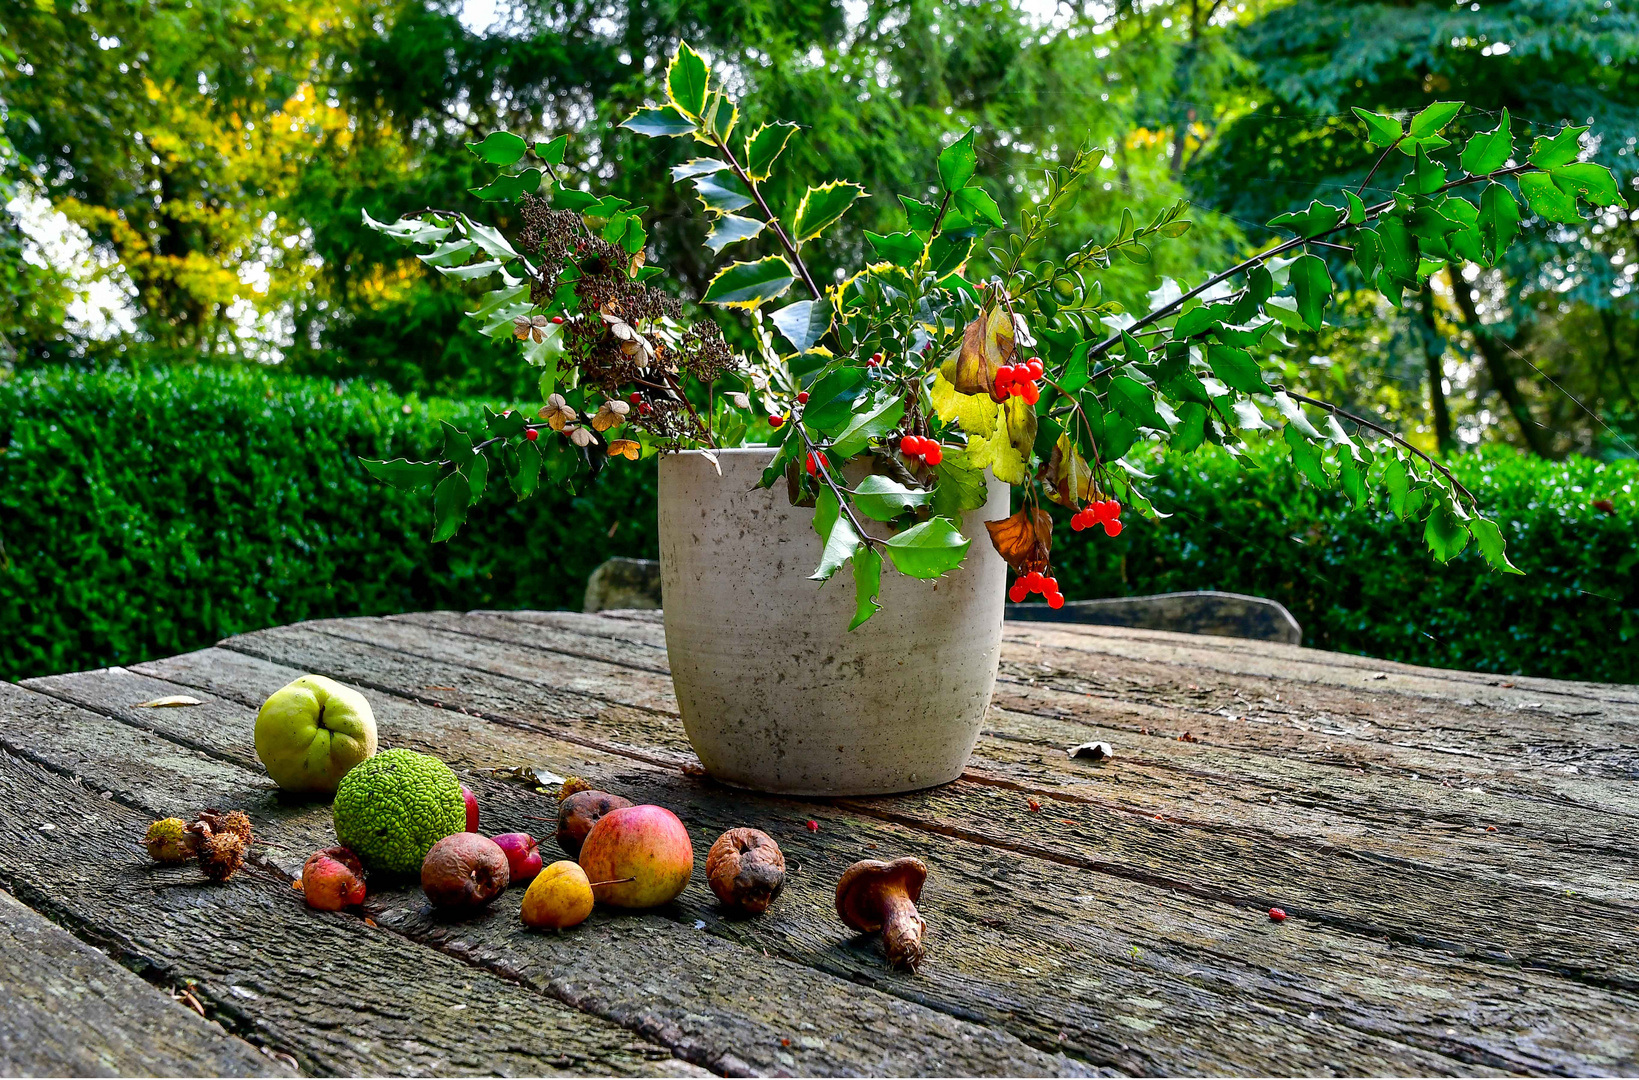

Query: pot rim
[[666, 447, 778, 456]]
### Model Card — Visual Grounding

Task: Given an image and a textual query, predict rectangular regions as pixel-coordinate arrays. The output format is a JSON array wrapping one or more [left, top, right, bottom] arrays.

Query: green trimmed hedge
[[0, 366, 656, 681], [3, 366, 1634, 683]]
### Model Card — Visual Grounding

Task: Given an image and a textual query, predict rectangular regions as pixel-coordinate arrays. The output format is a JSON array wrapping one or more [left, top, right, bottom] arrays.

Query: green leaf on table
[[362, 457, 444, 491], [1283, 424, 1328, 489], [938, 129, 978, 192], [670, 158, 729, 182], [866, 230, 924, 268], [1470, 517, 1523, 574], [509, 440, 542, 500], [1352, 107, 1404, 151], [694, 174, 754, 215], [666, 42, 710, 118], [469, 169, 542, 202], [1409, 101, 1462, 139], [705, 214, 765, 253], [744, 121, 798, 181], [701, 256, 797, 307], [885, 516, 970, 579], [1528, 125, 1588, 170], [1518, 171, 1581, 224], [1460, 109, 1512, 176], [432, 472, 469, 542], [1267, 200, 1344, 238], [484, 405, 527, 438], [466, 131, 527, 166], [793, 181, 866, 243], [830, 390, 906, 459], [620, 106, 695, 138], [1291, 253, 1334, 330], [849, 545, 883, 630], [1208, 344, 1268, 395], [930, 450, 989, 517], [535, 134, 568, 166], [1550, 162, 1627, 208], [770, 298, 833, 354], [811, 487, 862, 582], [852, 474, 934, 521], [1424, 500, 1470, 563], [954, 186, 1004, 228]]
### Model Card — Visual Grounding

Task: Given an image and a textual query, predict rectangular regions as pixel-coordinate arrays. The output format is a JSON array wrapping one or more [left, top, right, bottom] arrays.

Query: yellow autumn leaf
[[931, 369, 1000, 439]]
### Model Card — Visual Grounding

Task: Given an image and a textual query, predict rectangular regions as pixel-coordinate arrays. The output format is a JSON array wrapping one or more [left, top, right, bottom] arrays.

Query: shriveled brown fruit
[[556, 790, 633, 856], [421, 833, 509, 909], [558, 776, 595, 800], [195, 809, 253, 847], [199, 833, 247, 883], [836, 857, 928, 970], [705, 828, 786, 915]]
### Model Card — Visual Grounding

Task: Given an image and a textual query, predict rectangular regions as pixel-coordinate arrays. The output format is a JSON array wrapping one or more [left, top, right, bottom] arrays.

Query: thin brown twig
[[1278, 388, 1475, 504]]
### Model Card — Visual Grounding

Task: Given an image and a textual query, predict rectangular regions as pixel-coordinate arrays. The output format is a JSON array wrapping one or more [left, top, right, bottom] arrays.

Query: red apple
[[492, 832, 543, 883], [461, 784, 479, 832], [577, 805, 693, 909], [301, 847, 366, 911]]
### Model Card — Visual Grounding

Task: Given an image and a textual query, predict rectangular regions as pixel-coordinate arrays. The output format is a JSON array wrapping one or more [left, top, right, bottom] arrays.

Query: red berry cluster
[[867, 352, 884, 368], [1071, 499, 1123, 536], [1009, 571, 1064, 609], [898, 435, 943, 466], [806, 450, 829, 476], [995, 359, 1044, 404]]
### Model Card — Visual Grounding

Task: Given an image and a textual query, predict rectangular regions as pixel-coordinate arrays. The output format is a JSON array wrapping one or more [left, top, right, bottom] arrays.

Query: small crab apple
[[461, 785, 480, 832], [302, 847, 367, 911], [521, 860, 595, 929], [492, 832, 543, 883]]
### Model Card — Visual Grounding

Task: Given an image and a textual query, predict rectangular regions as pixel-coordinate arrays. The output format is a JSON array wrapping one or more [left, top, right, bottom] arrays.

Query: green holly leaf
[[1108, 376, 1167, 430], [484, 405, 527, 438], [1291, 253, 1333, 330], [811, 487, 863, 582], [1344, 189, 1366, 224], [793, 181, 866, 243], [954, 186, 1004, 228], [666, 42, 710, 119], [930, 450, 989, 517], [1352, 107, 1404, 151], [769, 298, 833, 354], [1518, 171, 1581, 224], [441, 422, 475, 468], [1380, 454, 1411, 517], [670, 158, 728, 182], [1469, 517, 1523, 575], [1376, 215, 1419, 285], [928, 233, 974, 275], [705, 214, 763, 253], [1424, 499, 1470, 563], [361, 457, 444, 491], [866, 230, 925, 268], [1409, 101, 1462, 139], [849, 545, 883, 631], [509, 440, 542, 500], [1528, 125, 1588, 170], [938, 129, 978, 192], [465, 452, 489, 505], [535, 134, 568, 166], [619, 106, 695, 138], [360, 209, 451, 247], [468, 169, 543, 202], [885, 516, 970, 579], [432, 472, 469, 542], [1169, 401, 1208, 453], [852, 475, 935, 521], [1410, 145, 1446, 195], [802, 367, 869, 433], [1266, 200, 1344, 239], [1283, 424, 1329, 489], [1208, 344, 1268, 395], [466, 131, 528, 166], [744, 121, 798, 181], [1460, 109, 1512, 176], [694, 174, 754, 214], [1550, 162, 1626, 208], [829, 390, 906, 459], [1174, 306, 1220, 339], [701, 256, 797, 307], [899, 195, 938, 235]]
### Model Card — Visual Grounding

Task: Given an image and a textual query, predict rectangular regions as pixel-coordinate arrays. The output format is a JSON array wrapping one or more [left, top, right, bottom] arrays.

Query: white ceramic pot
[[658, 447, 1009, 795]]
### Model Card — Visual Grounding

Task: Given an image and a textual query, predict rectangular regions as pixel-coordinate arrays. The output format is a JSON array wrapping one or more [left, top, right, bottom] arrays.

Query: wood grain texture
[[4, 675, 1082, 1078], [126, 632, 1639, 1073], [0, 888, 285, 1078]]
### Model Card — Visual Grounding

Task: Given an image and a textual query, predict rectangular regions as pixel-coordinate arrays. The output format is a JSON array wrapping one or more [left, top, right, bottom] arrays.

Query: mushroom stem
[[878, 888, 926, 970]]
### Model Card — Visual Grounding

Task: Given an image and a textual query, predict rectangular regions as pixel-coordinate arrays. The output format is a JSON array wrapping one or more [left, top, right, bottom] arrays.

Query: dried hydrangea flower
[[540, 393, 576, 430], [592, 398, 630, 432], [514, 314, 552, 343]]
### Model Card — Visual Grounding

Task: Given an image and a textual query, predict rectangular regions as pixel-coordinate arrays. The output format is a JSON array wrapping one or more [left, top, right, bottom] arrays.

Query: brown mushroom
[[836, 857, 928, 970], [555, 790, 634, 856], [706, 828, 786, 914]]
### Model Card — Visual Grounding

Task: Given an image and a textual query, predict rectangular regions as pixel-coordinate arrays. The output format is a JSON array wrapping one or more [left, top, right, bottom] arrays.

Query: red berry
[[524, 428, 539, 442], [1044, 576, 1059, 594], [769, 414, 785, 428], [1107, 500, 1122, 519], [550, 315, 564, 324], [995, 366, 1014, 388], [638, 402, 652, 414], [1046, 592, 1065, 610], [628, 392, 641, 403], [923, 443, 942, 466], [806, 820, 819, 833], [869, 352, 883, 366], [1008, 584, 1027, 604], [1027, 358, 1044, 379], [1024, 571, 1044, 592], [1071, 515, 1085, 533], [1104, 518, 1124, 537], [806, 452, 818, 476], [1269, 908, 1286, 922], [900, 435, 922, 456], [797, 391, 810, 404]]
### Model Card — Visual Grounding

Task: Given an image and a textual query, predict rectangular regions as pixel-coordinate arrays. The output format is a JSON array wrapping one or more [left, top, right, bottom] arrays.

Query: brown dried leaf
[[1044, 434, 1094, 507], [953, 305, 1015, 397], [984, 506, 1052, 574]]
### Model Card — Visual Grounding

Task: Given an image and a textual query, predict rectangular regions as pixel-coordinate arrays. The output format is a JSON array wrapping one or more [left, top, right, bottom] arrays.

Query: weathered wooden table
[[3, 610, 1636, 1076]]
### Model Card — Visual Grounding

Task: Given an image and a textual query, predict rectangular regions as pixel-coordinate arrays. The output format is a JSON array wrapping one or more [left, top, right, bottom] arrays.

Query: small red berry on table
[[1268, 908, 1287, 922]]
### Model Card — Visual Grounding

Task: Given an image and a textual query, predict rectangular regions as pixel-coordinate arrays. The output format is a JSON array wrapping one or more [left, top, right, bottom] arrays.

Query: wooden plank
[[1, 679, 1082, 1077], [0, 691, 705, 1078], [130, 641, 1639, 1073], [0, 888, 286, 1077], [263, 614, 1639, 974]]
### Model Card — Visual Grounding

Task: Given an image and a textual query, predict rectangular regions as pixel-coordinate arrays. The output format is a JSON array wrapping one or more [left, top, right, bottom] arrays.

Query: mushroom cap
[[835, 857, 927, 932]]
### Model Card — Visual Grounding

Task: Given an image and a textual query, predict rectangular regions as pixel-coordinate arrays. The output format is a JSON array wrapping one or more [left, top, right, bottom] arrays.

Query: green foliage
[[1047, 443, 1639, 684], [0, 366, 657, 682]]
